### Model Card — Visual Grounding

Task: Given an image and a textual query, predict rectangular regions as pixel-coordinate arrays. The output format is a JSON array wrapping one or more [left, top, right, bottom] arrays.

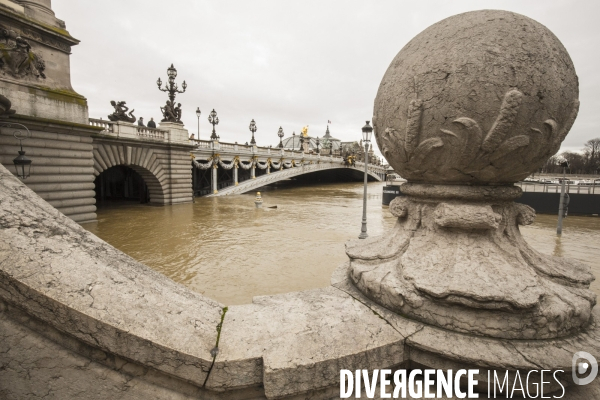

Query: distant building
[[281, 125, 341, 154]]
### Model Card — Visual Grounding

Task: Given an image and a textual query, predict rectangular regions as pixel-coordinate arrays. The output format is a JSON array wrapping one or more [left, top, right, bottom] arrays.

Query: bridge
[[191, 140, 386, 196]]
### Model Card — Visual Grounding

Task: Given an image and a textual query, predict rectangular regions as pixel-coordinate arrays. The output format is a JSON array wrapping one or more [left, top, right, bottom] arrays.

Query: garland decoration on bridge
[[256, 160, 269, 170], [269, 159, 283, 170], [218, 157, 236, 170], [238, 159, 254, 170], [192, 157, 214, 170], [282, 161, 293, 169]]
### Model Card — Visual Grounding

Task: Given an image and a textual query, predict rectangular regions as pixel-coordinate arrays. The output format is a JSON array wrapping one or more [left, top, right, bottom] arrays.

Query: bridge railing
[[191, 139, 385, 171], [89, 118, 113, 133], [136, 126, 169, 140], [90, 118, 170, 142]]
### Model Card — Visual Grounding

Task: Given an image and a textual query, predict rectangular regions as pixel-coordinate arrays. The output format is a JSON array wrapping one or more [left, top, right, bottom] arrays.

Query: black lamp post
[[316, 136, 320, 154], [2, 122, 32, 179], [299, 135, 304, 153], [249, 119, 257, 145], [208, 109, 219, 140], [358, 121, 373, 239], [557, 160, 570, 235], [196, 107, 201, 140], [157, 64, 187, 104], [277, 126, 284, 148]]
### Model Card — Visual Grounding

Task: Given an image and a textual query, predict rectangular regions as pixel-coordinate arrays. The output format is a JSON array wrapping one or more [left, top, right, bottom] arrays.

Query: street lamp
[[316, 136, 320, 154], [2, 122, 32, 179], [208, 109, 219, 140], [196, 107, 201, 140], [249, 119, 257, 145], [299, 135, 304, 153], [359, 121, 373, 239], [277, 126, 284, 148], [557, 160, 570, 235], [157, 64, 187, 104]]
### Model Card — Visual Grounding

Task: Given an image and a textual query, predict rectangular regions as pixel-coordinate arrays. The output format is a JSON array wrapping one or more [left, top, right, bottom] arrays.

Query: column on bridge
[[234, 161, 238, 186], [251, 158, 256, 179], [267, 159, 271, 174], [212, 163, 218, 194]]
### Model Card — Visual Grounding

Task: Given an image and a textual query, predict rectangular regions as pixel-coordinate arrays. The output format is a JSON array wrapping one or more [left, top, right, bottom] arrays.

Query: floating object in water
[[254, 192, 263, 208]]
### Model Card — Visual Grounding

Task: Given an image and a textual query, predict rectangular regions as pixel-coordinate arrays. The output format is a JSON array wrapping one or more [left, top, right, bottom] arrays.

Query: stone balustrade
[[136, 126, 168, 140], [88, 118, 113, 133], [89, 119, 184, 143]]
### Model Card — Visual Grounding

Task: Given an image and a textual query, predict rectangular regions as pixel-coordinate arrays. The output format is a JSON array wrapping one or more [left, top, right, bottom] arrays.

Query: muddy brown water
[[83, 182, 600, 305]]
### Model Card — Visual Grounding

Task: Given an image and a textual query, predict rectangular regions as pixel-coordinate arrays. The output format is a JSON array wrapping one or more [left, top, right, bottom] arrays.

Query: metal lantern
[[277, 126, 284, 148], [249, 119, 257, 145], [361, 121, 373, 142], [167, 63, 177, 80], [2, 122, 32, 179], [196, 107, 201, 118], [13, 150, 31, 179]]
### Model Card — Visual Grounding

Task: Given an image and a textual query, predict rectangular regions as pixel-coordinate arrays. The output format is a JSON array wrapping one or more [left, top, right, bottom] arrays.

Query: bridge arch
[[208, 161, 384, 197], [93, 143, 167, 204]]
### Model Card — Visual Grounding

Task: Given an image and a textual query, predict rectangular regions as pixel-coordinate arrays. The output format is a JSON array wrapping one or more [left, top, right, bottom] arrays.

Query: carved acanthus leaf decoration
[[385, 89, 579, 180]]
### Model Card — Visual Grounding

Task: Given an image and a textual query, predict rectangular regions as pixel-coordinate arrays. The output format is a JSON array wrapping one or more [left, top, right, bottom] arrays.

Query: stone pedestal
[[158, 122, 190, 144], [345, 9, 597, 397]]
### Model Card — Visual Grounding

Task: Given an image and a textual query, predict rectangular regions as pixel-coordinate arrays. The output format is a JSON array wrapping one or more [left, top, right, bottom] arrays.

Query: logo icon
[[572, 351, 598, 385]]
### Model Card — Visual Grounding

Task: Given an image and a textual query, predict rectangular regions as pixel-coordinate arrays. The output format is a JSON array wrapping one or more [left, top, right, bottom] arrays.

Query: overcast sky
[[52, 0, 600, 155]]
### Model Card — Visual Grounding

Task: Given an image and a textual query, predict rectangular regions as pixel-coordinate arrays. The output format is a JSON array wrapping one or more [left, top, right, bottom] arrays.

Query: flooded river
[[83, 182, 600, 305]]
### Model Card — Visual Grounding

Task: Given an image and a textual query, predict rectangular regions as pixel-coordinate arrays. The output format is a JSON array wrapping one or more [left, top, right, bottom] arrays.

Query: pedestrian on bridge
[[147, 118, 156, 128], [137, 117, 145, 127]]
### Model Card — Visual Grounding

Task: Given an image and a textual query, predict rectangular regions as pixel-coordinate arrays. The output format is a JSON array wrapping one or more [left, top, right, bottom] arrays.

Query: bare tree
[[584, 138, 600, 173]]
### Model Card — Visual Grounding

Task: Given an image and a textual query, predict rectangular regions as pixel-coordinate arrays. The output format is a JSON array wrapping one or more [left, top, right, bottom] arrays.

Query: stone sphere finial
[[374, 10, 579, 184]]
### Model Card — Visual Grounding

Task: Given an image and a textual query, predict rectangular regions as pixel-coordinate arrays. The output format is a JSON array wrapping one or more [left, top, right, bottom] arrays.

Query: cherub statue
[[107, 100, 136, 123], [160, 100, 178, 122], [174, 102, 182, 122]]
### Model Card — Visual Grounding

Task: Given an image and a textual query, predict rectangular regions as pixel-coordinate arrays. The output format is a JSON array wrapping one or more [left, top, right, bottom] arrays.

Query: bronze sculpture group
[[107, 100, 136, 123]]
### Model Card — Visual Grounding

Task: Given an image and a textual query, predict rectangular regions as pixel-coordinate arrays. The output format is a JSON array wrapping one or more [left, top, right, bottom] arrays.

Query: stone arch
[[92, 143, 166, 204]]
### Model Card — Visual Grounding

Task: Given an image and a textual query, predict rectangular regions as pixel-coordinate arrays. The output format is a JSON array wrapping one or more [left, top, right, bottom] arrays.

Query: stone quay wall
[[0, 115, 102, 223], [0, 117, 195, 224]]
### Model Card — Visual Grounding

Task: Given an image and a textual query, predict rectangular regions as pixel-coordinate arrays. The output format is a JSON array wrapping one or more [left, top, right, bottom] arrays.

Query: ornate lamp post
[[277, 126, 284, 148], [557, 160, 570, 235], [292, 132, 296, 151], [299, 135, 304, 153], [208, 109, 219, 140], [157, 64, 187, 123], [157, 64, 187, 103], [249, 119, 257, 145], [196, 107, 201, 140], [316, 136, 320, 154], [1, 122, 32, 179], [358, 121, 373, 239]]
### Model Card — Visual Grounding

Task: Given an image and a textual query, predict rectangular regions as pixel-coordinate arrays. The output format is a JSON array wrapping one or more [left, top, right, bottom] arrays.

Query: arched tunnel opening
[[290, 168, 380, 183], [94, 165, 149, 205]]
